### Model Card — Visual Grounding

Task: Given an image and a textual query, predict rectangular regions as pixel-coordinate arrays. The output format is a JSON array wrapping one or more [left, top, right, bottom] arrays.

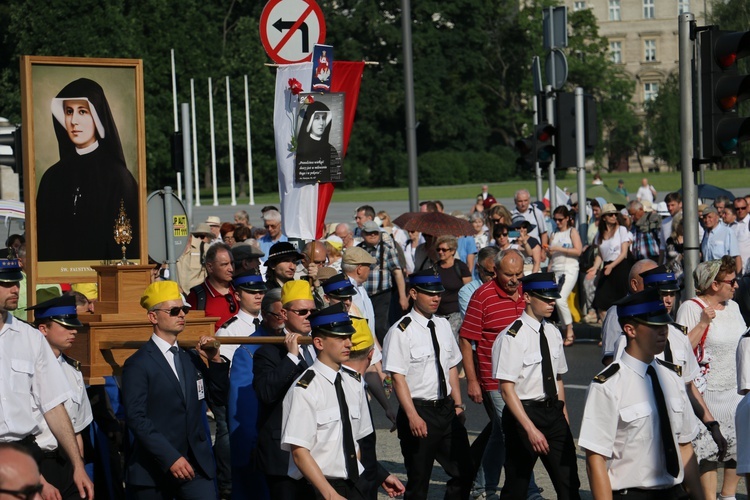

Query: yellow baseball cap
[[350, 317, 374, 352]]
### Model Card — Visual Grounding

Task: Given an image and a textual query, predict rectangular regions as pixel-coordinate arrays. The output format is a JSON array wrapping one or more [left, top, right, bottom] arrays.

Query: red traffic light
[[714, 31, 750, 68]]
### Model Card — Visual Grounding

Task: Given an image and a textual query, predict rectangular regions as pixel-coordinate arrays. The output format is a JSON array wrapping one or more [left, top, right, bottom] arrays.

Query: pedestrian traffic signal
[[0, 126, 22, 173], [515, 135, 535, 171], [555, 92, 598, 169], [534, 122, 556, 167], [700, 27, 750, 159]]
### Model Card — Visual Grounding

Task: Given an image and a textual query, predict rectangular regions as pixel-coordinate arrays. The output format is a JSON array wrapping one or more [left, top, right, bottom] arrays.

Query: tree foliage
[[0, 0, 640, 193], [645, 73, 680, 169]]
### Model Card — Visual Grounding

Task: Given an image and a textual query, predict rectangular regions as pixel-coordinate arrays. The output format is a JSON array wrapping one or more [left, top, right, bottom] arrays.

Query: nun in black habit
[[295, 100, 341, 183], [36, 78, 139, 262]]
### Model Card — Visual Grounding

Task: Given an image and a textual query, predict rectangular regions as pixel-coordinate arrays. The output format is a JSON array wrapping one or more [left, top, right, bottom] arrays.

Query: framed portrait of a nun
[[294, 92, 345, 184], [21, 56, 147, 285]]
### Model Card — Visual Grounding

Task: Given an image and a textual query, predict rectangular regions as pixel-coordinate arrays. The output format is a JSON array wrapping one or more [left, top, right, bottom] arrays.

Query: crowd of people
[[2, 180, 750, 500]]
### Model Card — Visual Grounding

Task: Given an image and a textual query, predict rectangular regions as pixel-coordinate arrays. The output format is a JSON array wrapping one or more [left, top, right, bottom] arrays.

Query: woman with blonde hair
[[433, 235, 472, 337], [486, 204, 513, 239], [676, 256, 745, 500]]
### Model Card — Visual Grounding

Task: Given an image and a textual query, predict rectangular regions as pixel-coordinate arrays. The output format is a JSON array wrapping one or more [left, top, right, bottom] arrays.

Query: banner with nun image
[[294, 92, 344, 184]]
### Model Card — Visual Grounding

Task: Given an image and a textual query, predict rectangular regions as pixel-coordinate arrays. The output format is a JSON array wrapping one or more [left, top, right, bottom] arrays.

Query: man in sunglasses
[[0, 442, 44, 500], [733, 196, 750, 272], [700, 206, 742, 274], [250, 282, 317, 498], [122, 281, 228, 499]]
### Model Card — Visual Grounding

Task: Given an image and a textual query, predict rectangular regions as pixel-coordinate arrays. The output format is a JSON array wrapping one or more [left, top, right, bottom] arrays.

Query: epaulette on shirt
[[219, 316, 239, 329], [743, 328, 750, 338], [593, 363, 620, 383], [341, 365, 361, 383], [397, 317, 412, 332], [657, 358, 682, 377], [671, 322, 688, 336], [62, 354, 81, 372], [296, 370, 316, 389], [506, 320, 523, 338]]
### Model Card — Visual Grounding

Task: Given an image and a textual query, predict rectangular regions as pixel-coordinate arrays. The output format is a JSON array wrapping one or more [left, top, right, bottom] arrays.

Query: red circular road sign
[[259, 0, 326, 65]]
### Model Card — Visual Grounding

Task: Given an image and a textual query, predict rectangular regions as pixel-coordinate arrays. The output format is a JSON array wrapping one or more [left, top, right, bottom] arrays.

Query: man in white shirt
[[636, 178, 657, 203], [512, 189, 548, 246]]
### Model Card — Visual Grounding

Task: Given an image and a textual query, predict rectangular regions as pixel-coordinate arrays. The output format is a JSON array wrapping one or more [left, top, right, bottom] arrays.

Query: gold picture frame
[[21, 56, 147, 290]]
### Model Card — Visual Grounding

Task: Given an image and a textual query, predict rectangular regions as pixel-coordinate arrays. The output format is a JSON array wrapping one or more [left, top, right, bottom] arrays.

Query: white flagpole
[[190, 79, 200, 207], [171, 49, 182, 199], [208, 78, 219, 206], [244, 75, 255, 206], [226, 76, 237, 206]]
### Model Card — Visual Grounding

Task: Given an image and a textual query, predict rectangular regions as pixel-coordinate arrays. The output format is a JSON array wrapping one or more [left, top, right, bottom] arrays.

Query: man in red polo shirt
[[187, 242, 238, 331], [460, 248, 541, 499]]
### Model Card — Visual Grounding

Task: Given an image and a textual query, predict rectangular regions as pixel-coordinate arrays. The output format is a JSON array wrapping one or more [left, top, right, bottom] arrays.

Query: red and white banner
[[273, 61, 364, 240]]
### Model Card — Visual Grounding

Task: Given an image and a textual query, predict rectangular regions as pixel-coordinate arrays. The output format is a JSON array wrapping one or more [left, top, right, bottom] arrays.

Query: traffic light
[[700, 27, 750, 159], [534, 122, 555, 167], [0, 126, 22, 172], [515, 135, 535, 171], [555, 92, 598, 169], [170, 131, 184, 172], [555, 93, 576, 169]]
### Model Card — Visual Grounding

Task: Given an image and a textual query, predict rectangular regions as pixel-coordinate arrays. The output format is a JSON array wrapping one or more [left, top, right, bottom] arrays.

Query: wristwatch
[[454, 404, 466, 410]]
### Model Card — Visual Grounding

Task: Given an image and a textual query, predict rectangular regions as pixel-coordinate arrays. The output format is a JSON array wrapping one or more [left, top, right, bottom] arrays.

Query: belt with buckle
[[521, 397, 559, 408], [412, 397, 452, 407]]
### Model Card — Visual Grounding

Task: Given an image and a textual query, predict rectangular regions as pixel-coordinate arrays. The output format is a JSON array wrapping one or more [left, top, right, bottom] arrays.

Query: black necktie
[[646, 365, 680, 478], [334, 373, 359, 481], [169, 346, 187, 398], [428, 320, 448, 399], [252, 317, 261, 330], [538, 324, 557, 398]]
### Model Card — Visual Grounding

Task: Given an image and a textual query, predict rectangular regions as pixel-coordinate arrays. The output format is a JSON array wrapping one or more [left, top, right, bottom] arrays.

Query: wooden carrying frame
[[20, 56, 148, 296]]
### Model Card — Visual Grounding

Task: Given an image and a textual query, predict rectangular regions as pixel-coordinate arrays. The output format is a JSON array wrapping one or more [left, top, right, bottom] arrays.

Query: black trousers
[[40, 449, 79, 500], [500, 400, 580, 500], [396, 398, 473, 500], [265, 475, 315, 499], [612, 485, 688, 500], [370, 289, 392, 345], [125, 474, 216, 500], [313, 478, 364, 500]]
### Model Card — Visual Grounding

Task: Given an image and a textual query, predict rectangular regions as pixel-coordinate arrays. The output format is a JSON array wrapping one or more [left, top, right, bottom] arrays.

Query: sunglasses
[[0, 484, 44, 500], [288, 308, 318, 316], [153, 306, 190, 316], [265, 310, 283, 320], [225, 295, 237, 313], [553, 218, 565, 222], [480, 267, 496, 277], [436, 247, 452, 252], [497, 232, 509, 237], [735, 205, 748, 211], [717, 278, 738, 286]]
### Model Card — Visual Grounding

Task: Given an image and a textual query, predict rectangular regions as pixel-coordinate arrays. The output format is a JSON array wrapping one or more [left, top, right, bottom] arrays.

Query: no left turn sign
[[259, 0, 327, 65]]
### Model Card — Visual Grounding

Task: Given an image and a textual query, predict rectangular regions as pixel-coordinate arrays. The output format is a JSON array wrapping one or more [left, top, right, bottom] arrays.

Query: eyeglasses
[[225, 295, 237, 313], [313, 259, 327, 265], [717, 278, 738, 286], [288, 308, 317, 316], [0, 483, 44, 500], [263, 223, 279, 229], [153, 306, 190, 316], [265, 310, 283, 320], [480, 267, 496, 277], [436, 247, 452, 253]]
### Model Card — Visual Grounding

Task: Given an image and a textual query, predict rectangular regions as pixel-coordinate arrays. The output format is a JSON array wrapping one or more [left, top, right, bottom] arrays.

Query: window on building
[[643, 0, 655, 18], [678, 0, 690, 14], [610, 41, 623, 63], [609, 0, 621, 21], [644, 82, 659, 101], [574, 1, 586, 11], [644, 39, 657, 62]]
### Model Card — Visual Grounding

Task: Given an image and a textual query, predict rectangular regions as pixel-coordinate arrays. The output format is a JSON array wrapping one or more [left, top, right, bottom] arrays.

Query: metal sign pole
[[575, 87, 588, 244], [680, 12, 698, 299], [164, 186, 177, 283], [534, 93, 543, 201], [180, 103, 193, 227], [546, 85, 557, 210]]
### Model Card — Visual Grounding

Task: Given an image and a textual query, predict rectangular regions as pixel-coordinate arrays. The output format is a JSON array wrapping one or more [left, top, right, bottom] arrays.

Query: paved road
[[369, 342, 749, 499]]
